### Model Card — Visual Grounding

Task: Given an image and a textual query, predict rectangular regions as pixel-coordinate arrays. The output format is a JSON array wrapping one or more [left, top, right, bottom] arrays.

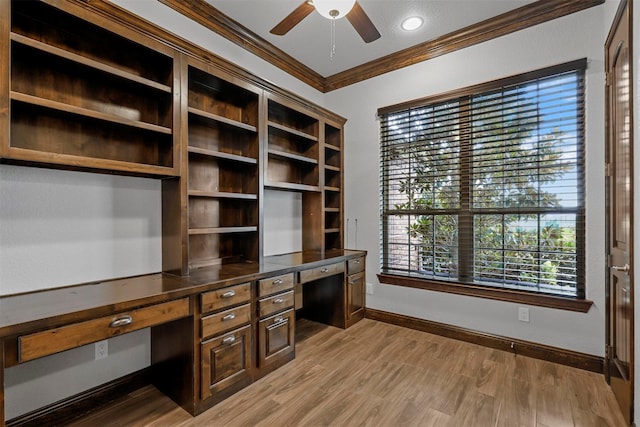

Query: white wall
[[0, 166, 161, 419], [326, 6, 608, 356], [264, 189, 303, 256]]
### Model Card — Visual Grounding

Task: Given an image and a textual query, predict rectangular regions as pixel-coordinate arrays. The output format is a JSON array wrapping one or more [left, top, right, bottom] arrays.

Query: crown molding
[[160, 0, 603, 93], [158, 0, 326, 92], [324, 0, 604, 91]]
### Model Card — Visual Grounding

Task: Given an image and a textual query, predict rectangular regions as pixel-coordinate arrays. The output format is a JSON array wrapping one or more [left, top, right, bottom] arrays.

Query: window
[[379, 60, 586, 301]]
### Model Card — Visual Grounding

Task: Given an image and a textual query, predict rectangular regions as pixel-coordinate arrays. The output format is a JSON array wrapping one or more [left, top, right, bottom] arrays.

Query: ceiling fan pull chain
[[330, 18, 336, 60]]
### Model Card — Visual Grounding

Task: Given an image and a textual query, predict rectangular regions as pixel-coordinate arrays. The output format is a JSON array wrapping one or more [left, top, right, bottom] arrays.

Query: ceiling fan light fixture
[[314, 0, 356, 20], [401, 16, 424, 31]]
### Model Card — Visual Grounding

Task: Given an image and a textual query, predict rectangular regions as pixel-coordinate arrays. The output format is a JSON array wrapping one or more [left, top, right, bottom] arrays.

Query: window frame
[[378, 59, 592, 313]]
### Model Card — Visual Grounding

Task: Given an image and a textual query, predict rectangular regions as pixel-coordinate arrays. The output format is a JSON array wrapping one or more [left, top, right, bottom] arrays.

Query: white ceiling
[[208, 0, 535, 77]]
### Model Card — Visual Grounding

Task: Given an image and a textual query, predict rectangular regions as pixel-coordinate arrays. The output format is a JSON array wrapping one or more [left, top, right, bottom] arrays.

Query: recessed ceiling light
[[401, 16, 423, 31]]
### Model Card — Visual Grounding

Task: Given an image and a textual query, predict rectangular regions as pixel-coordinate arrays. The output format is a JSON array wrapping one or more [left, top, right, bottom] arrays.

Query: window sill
[[377, 273, 593, 313]]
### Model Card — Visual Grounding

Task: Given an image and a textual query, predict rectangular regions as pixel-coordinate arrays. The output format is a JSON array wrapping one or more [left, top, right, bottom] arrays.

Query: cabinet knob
[[221, 290, 236, 298], [109, 315, 133, 328], [222, 313, 236, 321], [354, 259, 360, 264], [222, 335, 236, 345], [320, 268, 329, 273]]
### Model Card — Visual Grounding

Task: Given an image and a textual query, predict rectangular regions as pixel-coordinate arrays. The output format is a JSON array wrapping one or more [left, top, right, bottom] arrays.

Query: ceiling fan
[[270, 0, 381, 43]]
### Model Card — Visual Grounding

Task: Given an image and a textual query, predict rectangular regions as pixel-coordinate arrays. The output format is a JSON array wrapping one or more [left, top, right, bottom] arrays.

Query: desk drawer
[[201, 283, 250, 314], [201, 303, 251, 339], [347, 257, 365, 275], [299, 262, 344, 284], [258, 273, 294, 297], [18, 298, 190, 363], [258, 290, 294, 318]]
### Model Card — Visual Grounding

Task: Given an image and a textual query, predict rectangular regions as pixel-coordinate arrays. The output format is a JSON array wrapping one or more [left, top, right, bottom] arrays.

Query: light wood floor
[[68, 318, 626, 427]]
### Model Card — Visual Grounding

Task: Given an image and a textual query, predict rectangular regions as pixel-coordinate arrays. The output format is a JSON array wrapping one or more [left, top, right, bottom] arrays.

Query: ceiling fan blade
[[270, 1, 315, 36], [346, 1, 381, 43]]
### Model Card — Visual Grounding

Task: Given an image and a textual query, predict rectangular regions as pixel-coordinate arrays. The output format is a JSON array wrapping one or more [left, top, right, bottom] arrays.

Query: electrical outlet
[[95, 340, 108, 360], [366, 283, 373, 295], [518, 307, 530, 323]]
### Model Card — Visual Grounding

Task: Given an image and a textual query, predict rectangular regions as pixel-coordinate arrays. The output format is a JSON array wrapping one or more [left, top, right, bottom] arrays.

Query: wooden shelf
[[325, 228, 340, 234], [268, 121, 318, 142], [188, 146, 257, 165], [188, 191, 257, 200], [189, 226, 258, 235], [188, 106, 257, 133], [325, 208, 341, 213], [325, 143, 341, 152], [11, 33, 171, 93], [11, 92, 172, 135], [325, 186, 341, 193], [268, 148, 318, 165], [266, 182, 321, 192], [325, 164, 341, 172]]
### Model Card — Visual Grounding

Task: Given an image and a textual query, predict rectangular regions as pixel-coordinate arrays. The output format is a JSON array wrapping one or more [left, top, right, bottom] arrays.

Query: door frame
[[605, 0, 634, 424]]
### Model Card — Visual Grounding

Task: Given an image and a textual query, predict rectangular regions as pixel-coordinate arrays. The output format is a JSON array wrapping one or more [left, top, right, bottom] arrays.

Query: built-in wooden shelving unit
[[184, 64, 261, 271], [323, 123, 344, 250], [5, 0, 178, 176], [0, 0, 346, 273]]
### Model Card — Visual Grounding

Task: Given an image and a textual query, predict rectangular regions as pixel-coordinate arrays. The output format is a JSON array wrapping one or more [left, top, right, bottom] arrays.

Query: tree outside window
[[380, 60, 585, 298]]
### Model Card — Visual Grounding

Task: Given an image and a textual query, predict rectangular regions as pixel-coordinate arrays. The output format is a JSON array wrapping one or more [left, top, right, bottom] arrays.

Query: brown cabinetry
[[346, 256, 366, 327], [199, 283, 252, 402], [19, 298, 190, 363], [257, 309, 295, 369], [201, 324, 251, 400], [256, 272, 295, 372]]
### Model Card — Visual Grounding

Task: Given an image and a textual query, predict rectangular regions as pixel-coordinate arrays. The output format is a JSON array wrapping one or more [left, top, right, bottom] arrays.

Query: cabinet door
[[258, 309, 295, 368], [201, 325, 252, 400], [347, 272, 365, 323]]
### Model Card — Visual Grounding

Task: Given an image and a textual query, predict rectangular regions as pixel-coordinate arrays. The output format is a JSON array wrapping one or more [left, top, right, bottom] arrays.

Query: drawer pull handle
[[349, 281, 355, 285], [222, 313, 236, 321], [321, 268, 329, 273], [273, 279, 284, 285], [273, 298, 284, 304], [273, 316, 287, 326], [109, 315, 133, 328], [221, 290, 236, 298], [354, 259, 360, 264], [222, 335, 236, 345]]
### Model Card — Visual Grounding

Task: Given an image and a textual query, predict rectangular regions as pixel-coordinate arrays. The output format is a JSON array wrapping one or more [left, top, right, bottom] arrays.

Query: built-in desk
[[0, 249, 366, 426]]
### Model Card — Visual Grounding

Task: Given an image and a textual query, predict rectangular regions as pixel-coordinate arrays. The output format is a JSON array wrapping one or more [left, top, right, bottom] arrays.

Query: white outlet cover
[[518, 307, 530, 323], [95, 340, 108, 360]]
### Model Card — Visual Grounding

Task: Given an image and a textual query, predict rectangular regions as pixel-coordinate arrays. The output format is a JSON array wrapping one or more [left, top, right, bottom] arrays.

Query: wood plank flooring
[[68, 319, 627, 426]]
